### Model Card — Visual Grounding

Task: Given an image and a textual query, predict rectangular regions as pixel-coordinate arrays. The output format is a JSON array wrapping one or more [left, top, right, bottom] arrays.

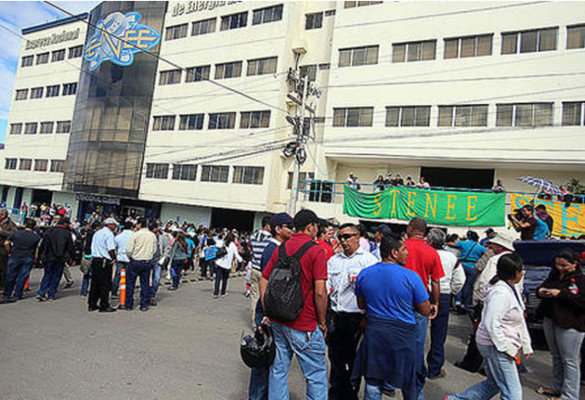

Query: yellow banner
[[510, 194, 585, 237]]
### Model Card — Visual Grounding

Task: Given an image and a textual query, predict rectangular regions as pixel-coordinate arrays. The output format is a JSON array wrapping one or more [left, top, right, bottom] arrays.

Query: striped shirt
[[250, 229, 272, 270]]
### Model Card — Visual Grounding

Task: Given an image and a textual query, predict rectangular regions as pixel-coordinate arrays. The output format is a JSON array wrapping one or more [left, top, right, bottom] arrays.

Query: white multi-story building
[[1, 1, 584, 230]]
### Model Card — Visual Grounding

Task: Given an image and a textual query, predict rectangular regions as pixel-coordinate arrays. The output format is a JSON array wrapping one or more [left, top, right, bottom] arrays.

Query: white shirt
[[91, 227, 116, 260], [115, 229, 134, 262], [215, 241, 243, 270], [437, 249, 465, 295], [473, 251, 524, 306], [327, 247, 378, 313]]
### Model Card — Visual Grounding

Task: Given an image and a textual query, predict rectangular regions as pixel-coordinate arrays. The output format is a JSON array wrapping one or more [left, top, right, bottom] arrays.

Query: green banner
[[343, 186, 506, 227]]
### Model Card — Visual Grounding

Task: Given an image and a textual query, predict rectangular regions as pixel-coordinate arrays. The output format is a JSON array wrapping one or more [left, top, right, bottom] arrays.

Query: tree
[[566, 178, 585, 194]]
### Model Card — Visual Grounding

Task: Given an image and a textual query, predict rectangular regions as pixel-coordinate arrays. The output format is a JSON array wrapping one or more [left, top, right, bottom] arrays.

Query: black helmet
[[240, 323, 276, 369]]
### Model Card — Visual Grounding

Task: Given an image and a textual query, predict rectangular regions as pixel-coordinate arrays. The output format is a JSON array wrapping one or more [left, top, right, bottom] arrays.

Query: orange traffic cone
[[119, 268, 126, 309]]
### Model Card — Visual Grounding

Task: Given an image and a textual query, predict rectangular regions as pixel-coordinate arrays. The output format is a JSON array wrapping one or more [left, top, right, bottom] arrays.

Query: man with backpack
[[260, 209, 328, 400]]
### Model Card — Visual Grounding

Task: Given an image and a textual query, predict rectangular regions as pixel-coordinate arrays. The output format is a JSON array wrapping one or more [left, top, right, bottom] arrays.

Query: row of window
[[4, 158, 65, 173], [339, 25, 585, 67], [333, 102, 585, 128], [146, 164, 265, 185], [153, 110, 271, 131], [165, 4, 283, 41], [9, 120, 71, 135], [159, 56, 277, 85], [21, 45, 83, 68], [15, 83, 77, 101]]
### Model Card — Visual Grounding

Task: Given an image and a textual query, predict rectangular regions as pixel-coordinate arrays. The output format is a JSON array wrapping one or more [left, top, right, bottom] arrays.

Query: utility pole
[[285, 65, 317, 215], [290, 75, 308, 214]]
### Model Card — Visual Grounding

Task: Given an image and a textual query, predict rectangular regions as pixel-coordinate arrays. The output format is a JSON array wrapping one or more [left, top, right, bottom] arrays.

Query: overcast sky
[[0, 1, 98, 143]]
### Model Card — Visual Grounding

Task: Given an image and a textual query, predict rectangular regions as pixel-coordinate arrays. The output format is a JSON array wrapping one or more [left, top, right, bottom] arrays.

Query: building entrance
[[420, 167, 494, 190], [211, 208, 255, 231], [32, 189, 53, 205]]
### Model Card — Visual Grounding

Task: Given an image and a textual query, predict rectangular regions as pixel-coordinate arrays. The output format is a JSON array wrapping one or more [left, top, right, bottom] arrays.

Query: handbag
[[80, 257, 92, 275]]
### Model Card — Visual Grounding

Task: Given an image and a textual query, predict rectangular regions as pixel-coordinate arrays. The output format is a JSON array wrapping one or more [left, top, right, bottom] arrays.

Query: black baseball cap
[[375, 224, 392, 237]]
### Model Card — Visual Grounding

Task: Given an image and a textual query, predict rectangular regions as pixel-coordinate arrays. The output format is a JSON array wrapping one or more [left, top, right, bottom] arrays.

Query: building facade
[[1, 1, 584, 230]]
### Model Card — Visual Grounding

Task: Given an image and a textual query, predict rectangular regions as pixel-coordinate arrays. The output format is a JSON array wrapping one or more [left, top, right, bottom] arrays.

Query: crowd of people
[[347, 172, 430, 191], [1, 201, 584, 400], [242, 209, 584, 400]]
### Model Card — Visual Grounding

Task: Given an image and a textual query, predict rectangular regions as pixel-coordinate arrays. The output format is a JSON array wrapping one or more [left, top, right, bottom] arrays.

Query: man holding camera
[[508, 204, 537, 240]]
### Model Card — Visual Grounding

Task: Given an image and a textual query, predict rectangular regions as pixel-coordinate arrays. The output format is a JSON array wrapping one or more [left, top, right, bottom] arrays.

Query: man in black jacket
[[36, 217, 75, 301]]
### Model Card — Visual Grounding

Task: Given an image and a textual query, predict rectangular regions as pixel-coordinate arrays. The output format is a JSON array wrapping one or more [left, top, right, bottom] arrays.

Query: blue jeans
[[427, 294, 451, 378], [543, 317, 585, 400], [80, 270, 91, 295], [365, 378, 383, 400], [4, 257, 34, 299], [171, 259, 183, 288], [214, 267, 230, 295], [269, 322, 327, 400], [448, 343, 522, 400], [414, 312, 428, 400], [125, 260, 152, 309], [111, 261, 128, 296], [457, 266, 477, 312], [150, 263, 161, 300], [37, 260, 65, 299]]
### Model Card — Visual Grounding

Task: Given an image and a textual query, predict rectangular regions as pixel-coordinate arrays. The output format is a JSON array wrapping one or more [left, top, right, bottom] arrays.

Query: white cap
[[103, 217, 118, 225], [489, 233, 515, 251]]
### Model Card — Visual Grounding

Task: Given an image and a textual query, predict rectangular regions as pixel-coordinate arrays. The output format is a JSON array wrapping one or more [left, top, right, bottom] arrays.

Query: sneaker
[[212, 294, 219, 299], [221, 292, 229, 298], [88, 305, 99, 312], [99, 307, 117, 313], [149, 299, 157, 307], [64, 281, 74, 289], [36, 294, 47, 302], [47, 298, 55, 302], [168, 287, 177, 291], [140, 306, 149, 312]]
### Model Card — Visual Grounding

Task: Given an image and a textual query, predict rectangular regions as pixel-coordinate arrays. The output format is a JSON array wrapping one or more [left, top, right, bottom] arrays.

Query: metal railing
[[296, 180, 585, 205]]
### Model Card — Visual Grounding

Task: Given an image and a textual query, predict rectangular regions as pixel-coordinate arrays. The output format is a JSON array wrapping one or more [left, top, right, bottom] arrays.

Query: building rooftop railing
[[296, 180, 585, 205]]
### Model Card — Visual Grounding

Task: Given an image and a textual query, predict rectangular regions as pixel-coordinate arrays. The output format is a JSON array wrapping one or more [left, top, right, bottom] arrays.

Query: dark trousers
[[126, 260, 151, 309], [458, 304, 484, 372], [88, 258, 113, 310], [0, 247, 8, 289], [37, 260, 65, 299], [328, 311, 363, 400], [427, 293, 451, 377], [4, 257, 34, 299], [111, 261, 128, 295], [213, 267, 230, 295], [171, 259, 184, 288]]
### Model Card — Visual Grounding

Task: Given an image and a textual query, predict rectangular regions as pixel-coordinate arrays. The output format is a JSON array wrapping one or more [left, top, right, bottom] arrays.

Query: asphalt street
[[0, 267, 582, 400]]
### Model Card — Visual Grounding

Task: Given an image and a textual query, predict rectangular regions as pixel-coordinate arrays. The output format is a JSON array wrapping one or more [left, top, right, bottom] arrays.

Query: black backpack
[[264, 241, 316, 322]]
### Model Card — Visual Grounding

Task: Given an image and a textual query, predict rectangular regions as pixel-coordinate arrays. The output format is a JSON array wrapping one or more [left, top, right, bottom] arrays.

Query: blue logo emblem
[[84, 11, 161, 71]]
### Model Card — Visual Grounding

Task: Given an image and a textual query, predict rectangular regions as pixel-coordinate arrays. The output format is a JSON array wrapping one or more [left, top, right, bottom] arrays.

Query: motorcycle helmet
[[240, 323, 276, 368]]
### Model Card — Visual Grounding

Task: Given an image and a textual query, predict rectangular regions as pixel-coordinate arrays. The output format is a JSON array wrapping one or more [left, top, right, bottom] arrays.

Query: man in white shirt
[[327, 223, 377, 400], [88, 218, 118, 313], [426, 228, 466, 380]]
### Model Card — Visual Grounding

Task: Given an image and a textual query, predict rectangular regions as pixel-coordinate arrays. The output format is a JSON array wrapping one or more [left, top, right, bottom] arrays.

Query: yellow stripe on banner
[[510, 194, 585, 237]]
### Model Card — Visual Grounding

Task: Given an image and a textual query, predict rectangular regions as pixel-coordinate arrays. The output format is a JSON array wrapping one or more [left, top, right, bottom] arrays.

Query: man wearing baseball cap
[[372, 224, 392, 262], [260, 209, 328, 399], [248, 212, 293, 400], [88, 218, 118, 312]]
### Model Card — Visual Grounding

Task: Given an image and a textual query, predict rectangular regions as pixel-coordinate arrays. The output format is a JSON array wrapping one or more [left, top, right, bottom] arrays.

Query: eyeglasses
[[339, 233, 358, 241]]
